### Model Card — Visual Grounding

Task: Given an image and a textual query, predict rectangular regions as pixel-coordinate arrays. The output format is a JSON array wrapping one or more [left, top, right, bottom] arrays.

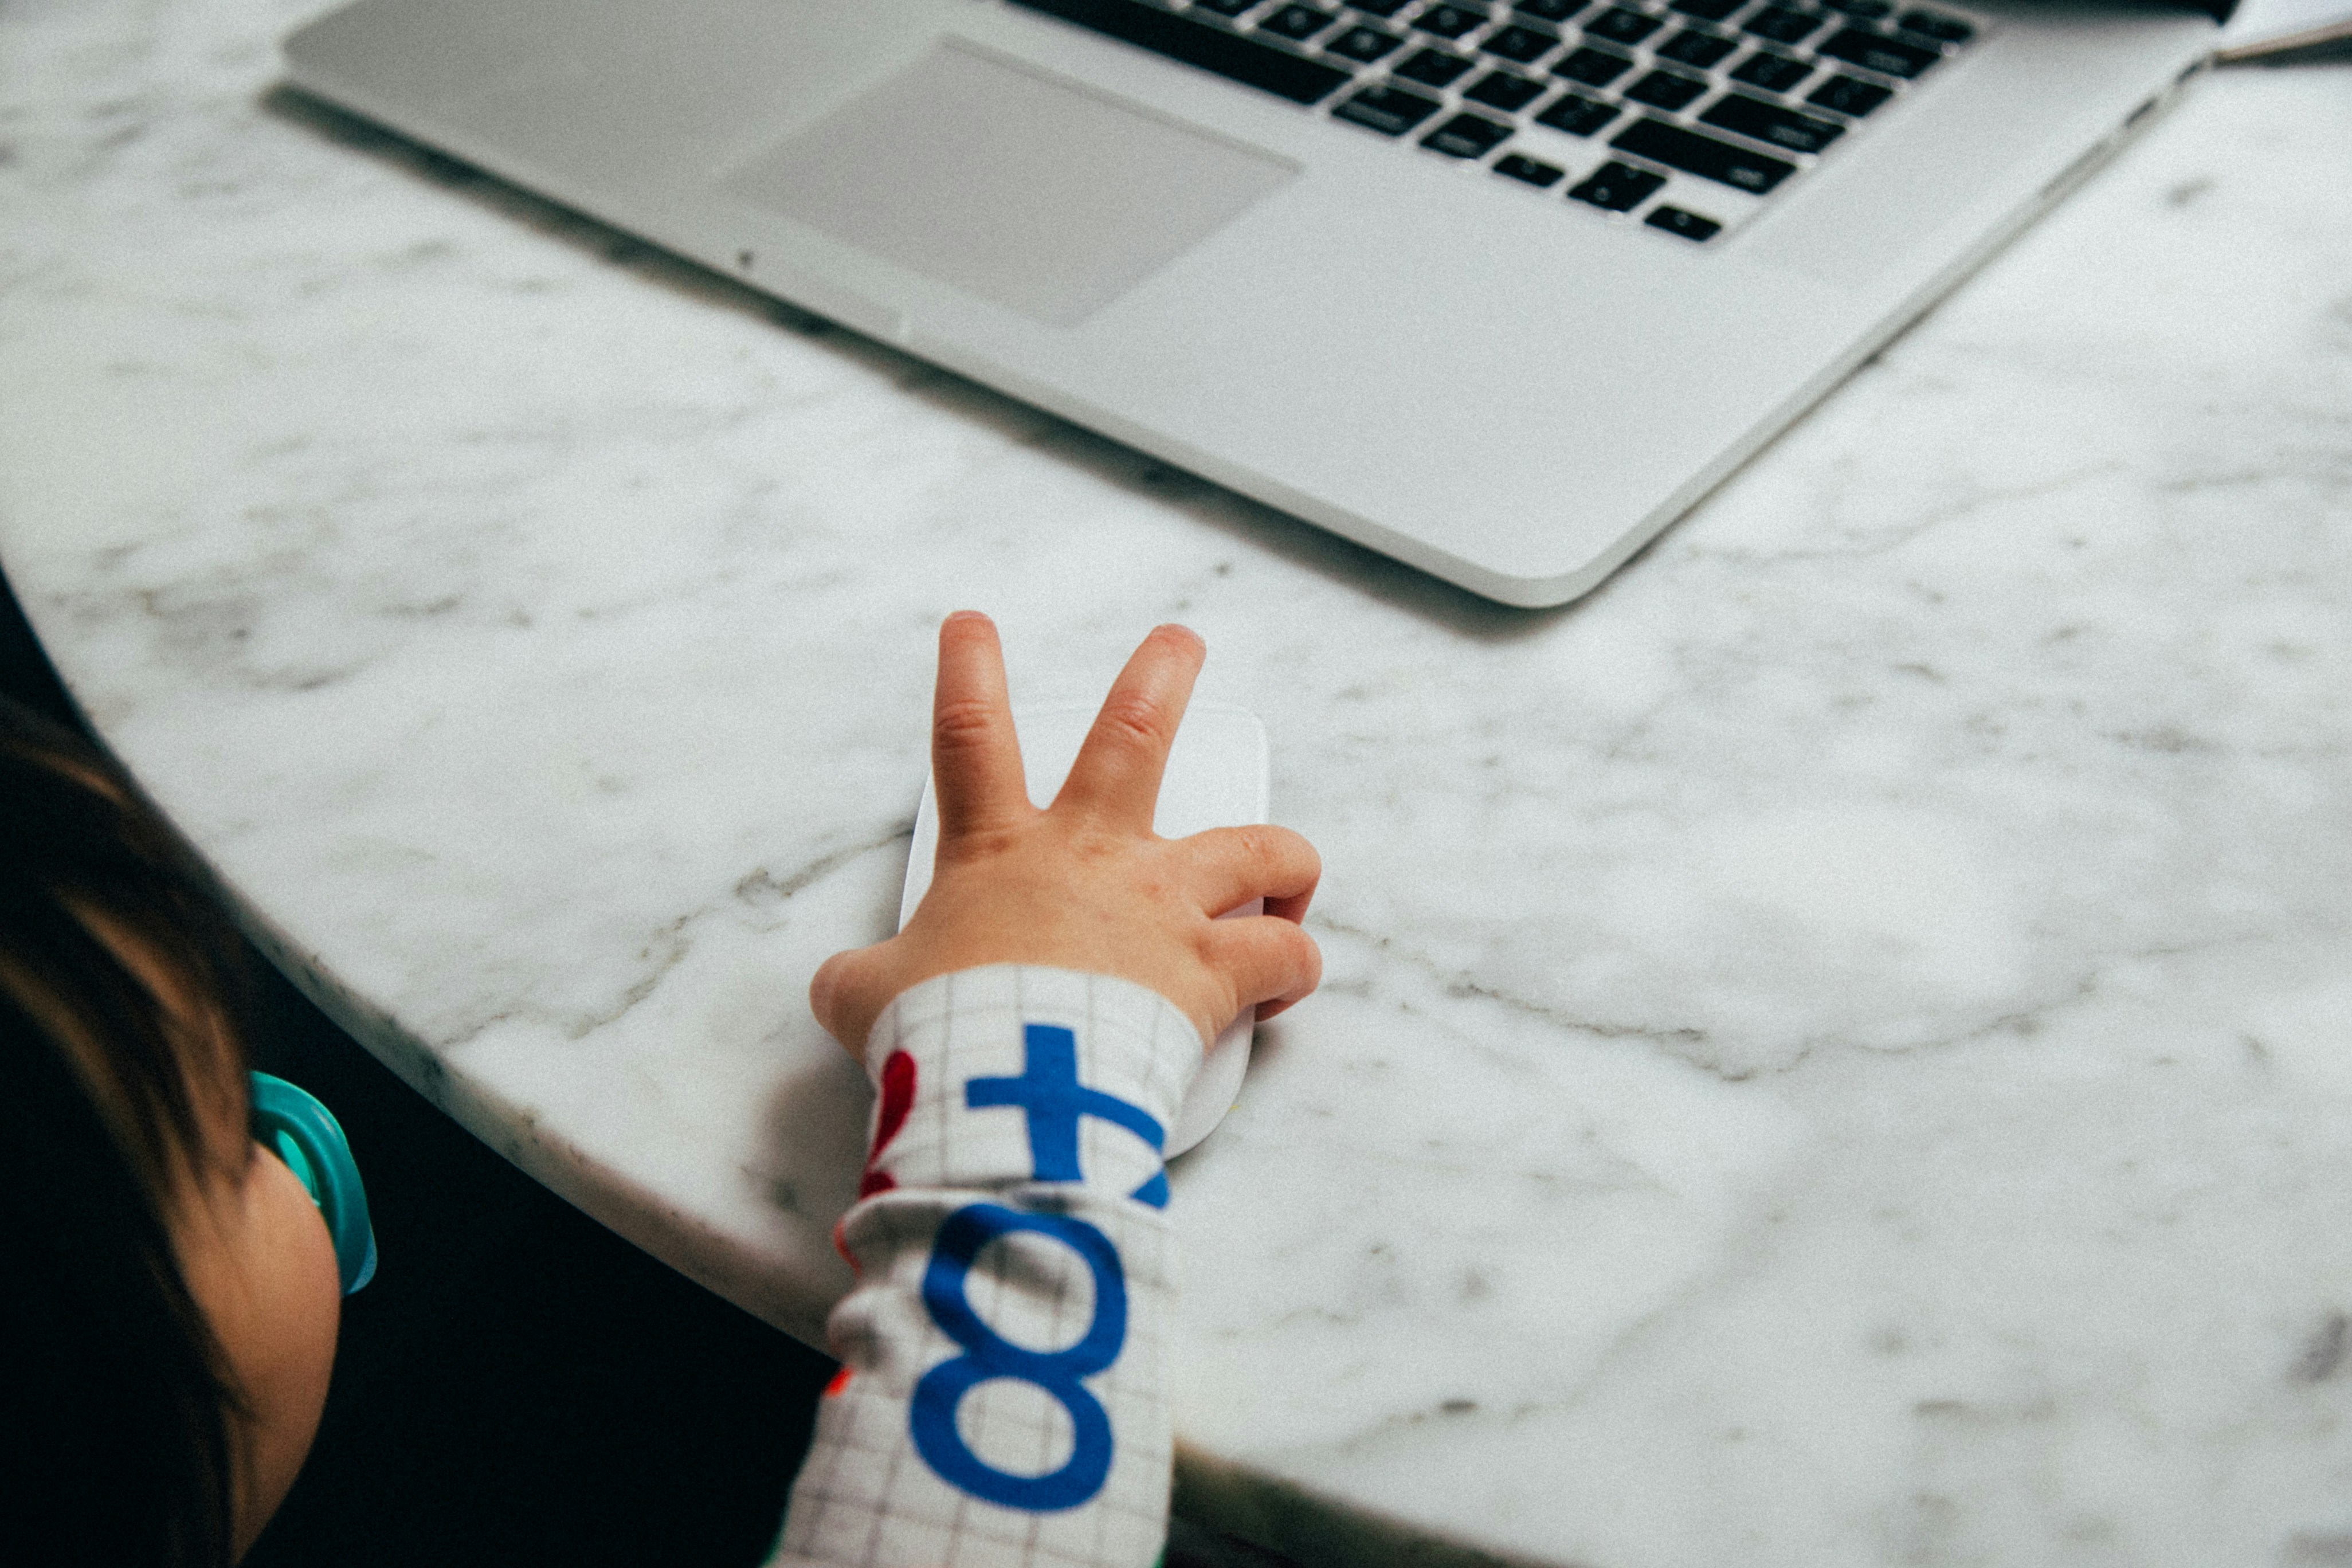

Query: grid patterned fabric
[[768, 967, 1201, 1568]]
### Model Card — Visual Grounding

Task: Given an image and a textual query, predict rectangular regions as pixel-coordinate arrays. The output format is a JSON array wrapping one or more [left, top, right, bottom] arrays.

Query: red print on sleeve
[[858, 1049, 918, 1198]]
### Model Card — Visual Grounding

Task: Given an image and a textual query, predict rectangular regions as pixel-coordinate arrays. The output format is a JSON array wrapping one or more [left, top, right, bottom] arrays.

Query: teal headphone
[[249, 1072, 377, 1295]]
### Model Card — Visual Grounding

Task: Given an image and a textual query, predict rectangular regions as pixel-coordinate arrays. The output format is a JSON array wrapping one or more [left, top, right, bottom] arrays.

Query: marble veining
[[5, 2, 2352, 1562]]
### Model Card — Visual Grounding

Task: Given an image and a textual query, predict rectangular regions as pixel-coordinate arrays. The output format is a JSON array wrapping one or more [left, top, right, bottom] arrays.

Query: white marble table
[[7, 2, 2352, 1561]]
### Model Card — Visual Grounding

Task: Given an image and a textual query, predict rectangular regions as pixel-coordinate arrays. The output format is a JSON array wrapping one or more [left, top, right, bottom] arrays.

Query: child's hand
[[810, 613, 1322, 1060]]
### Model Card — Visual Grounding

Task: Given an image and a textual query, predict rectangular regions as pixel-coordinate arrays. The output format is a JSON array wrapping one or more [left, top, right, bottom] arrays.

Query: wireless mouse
[[900, 701, 1269, 1157]]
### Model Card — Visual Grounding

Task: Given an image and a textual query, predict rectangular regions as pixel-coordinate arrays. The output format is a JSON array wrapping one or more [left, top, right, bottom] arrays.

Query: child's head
[[1, 696, 341, 1566]]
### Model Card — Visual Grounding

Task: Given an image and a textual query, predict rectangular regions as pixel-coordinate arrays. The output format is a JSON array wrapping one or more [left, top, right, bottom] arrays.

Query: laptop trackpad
[[722, 41, 1296, 329]]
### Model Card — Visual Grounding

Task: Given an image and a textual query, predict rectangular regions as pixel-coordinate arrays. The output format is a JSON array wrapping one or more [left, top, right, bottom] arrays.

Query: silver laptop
[[283, 0, 2218, 606]]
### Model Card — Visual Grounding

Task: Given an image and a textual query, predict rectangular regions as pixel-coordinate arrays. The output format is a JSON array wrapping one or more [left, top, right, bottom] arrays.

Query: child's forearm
[[778, 616, 1321, 1567], [770, 965, 1195, 1568]]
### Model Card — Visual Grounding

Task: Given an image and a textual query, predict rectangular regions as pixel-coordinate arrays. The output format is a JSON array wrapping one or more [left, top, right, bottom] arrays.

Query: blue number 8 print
[[910, 1203, 1127, 1511]]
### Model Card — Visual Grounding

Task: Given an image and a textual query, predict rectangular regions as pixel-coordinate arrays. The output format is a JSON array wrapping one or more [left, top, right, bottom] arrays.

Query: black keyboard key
[[1483, 21, 1563, 60], [1583, 6, 1664, 44], [1612, 116, 1796, 190], [1728, 48, 1810, 90], [1555, 44, 1634, 83], [1700, 91, 1844, 151], [1466, 68, 1549, 109], [1805, 73, 1891, 115], [1568, 159, 1667, 209], [1010, 0, 1353, 102], [1815, 26, 1940, 76], [1668, 0, 1745, 19], [1516, 0, 1587, 19], [1194, 0, 1260, 14], [1414, 3, 1491, 37], [1896, 7, 1972, 43], [1741, 5, 1823, 43], [1626, 68, 1708, 109], [1645, 204, 1722, 239], [1495, 151, 1567, 184], [1657, 27, 1739, 66], [1819, 0, 1891, 14], [1332, 82, 1445, 132], [1349, 0, 1413, 13], [1534, 89, 1618, 134], [1422, 110, 1516, 156], [1278, 6, 1356, 40], [1261, 3, 1340, 38], [1394, 45, 1477, 84], [1327, 22, 1406, 58]]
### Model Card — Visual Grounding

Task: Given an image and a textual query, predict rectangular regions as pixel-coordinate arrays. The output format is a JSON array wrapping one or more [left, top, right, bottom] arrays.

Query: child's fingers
[[1172, 824, 1320, 920], [931, 612, 1030, 841], [1201, 914, 1322, 1022], [1056, 625, 1204, 831], [808, 943, 885, 1056], [1263, 883, 1316, 927]]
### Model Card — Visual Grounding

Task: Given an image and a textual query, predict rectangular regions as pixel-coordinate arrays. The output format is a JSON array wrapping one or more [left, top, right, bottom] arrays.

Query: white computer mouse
[[900, 700, 1269, 1157]]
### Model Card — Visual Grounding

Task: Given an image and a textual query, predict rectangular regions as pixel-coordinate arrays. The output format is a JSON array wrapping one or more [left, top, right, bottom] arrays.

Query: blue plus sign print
[[967, 1024, 1169, 1208]]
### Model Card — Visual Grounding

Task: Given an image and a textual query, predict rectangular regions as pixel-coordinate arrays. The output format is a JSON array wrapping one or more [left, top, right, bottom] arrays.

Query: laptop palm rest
[[720, 41, 1296, 330]]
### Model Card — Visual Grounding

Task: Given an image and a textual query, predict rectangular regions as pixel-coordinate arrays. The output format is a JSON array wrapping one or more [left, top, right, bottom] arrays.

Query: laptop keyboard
[[1005, 0, 1983, 243]]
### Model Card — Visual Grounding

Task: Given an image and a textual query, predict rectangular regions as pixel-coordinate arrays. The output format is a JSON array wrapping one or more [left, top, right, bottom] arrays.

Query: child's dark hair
[[0, 694, 258, 1567]]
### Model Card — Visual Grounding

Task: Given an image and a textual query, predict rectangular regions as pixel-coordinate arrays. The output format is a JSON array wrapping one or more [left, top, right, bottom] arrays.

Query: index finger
[[931, 612, 1030, 840], [1055, 625, 1204, 832]]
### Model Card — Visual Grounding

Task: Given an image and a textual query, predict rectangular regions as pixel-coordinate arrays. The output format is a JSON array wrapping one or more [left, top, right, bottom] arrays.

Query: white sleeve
[[767, 965, 1201, 1568]]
